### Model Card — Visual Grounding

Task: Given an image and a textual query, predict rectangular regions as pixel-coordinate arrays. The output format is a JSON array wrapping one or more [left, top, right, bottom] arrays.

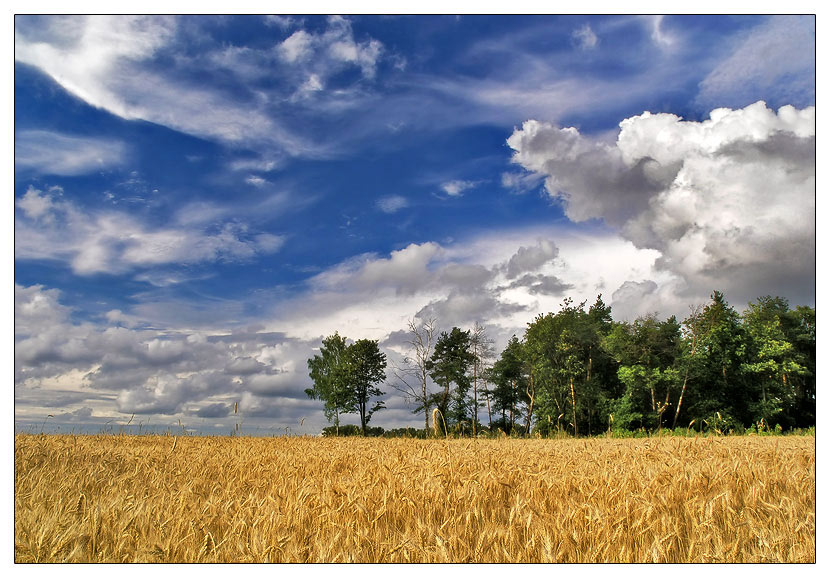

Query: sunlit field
[[14, 434, 814, 563]]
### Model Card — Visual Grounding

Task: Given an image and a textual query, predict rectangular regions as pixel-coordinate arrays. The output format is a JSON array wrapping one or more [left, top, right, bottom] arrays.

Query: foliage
[[426, 327, 476, 427], [306, 290, 813, 438], [306, 334, 387, 436]]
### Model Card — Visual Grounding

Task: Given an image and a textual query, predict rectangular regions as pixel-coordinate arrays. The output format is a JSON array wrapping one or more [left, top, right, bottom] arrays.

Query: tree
[[524, 298, 590, 436], [680, 291, 747, 429], [426, 327, 475, 431], [489, 335, 529, 434], [391, 318, 438, 431], [345, 339, 388, 436], [605, 314, 682, 430], [306, 334, 388, 436], [742, 297, 810, 427], [672, 304, 702, 429], [306, 333, 351, 435], [469, 322, 495, 435], [784, 305, 816, 427]]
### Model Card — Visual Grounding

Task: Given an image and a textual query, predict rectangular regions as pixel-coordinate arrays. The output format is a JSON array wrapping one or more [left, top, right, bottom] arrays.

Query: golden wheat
[[14, 434, 814, 562]]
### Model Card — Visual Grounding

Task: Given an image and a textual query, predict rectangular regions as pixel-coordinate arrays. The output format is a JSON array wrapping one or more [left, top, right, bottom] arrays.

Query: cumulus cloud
[[15, 283, 319, 426], [508, 274, 572, 296], [272, 232, 642, 343], [15, 227, 673, 431], [277, 15, 384, 84], [503, 239, 559, 279], [507, 101, 815, 308], [15, 130, 127, 176], [15, 186, 285, 275]]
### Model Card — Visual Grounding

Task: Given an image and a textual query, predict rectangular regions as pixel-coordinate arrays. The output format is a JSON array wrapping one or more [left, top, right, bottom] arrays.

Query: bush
[[321, 424, 385, 437]]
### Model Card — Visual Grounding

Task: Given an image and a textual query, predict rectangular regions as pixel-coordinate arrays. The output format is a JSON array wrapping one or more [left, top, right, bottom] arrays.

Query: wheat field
[[14, 433, 814, 563]]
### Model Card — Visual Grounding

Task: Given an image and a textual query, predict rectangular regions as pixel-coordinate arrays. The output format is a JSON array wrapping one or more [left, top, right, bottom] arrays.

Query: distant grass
[[14, 434, 815, 562]]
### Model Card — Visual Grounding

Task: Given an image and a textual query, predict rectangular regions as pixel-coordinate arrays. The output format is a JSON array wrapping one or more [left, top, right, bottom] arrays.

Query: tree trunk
[[672, 328, 698, 429], [483, 382, 492, 428], [525, 371, 535, 435], [472, 349, 478, 436], [359, 399, 367, 436], [422, 366, 429, 431], [672, 369, 689, 429], [570, 375, 577, 436]]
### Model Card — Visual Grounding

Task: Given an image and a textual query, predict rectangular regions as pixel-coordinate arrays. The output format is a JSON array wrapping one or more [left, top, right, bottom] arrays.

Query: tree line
[[305, 291, 815, 436]]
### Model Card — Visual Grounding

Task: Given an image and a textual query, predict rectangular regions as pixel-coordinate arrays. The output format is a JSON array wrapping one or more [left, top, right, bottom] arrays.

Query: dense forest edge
[[305, 291, 815, 438]]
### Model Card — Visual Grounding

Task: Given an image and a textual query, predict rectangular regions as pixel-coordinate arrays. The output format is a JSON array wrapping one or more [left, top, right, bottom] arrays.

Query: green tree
[[523, 297, 615, 436], [344, 339, 388, 436], [488, 335, 529, 434], [305, 333, 351, 435], [742, 296, 810, 427], [426, 327, 475, 431], [682, 291, 747, 428], [784, 305, 816, 427], [306, 334, 387, 436], [605, 314, 682, 430]]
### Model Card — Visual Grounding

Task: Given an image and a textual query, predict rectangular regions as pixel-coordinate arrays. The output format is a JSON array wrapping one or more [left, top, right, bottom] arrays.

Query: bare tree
[[391, 318, 438, 431], [470, 322, 495, 436]]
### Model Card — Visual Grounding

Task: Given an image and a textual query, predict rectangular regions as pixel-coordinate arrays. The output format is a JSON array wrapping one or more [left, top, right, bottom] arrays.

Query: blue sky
[[13, 14, 815, 434]]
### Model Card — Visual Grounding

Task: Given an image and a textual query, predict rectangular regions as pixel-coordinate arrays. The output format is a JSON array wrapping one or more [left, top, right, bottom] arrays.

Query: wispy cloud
[[376, 195, 409, 214], [647, 15, 676, 49], [15, 130, 127, 176], [15, 186, 285, 275], [440, 180, 478, 197], [572, 24, 598, 50], [14, 16, 316, 157], [697, 15, 815, 109]]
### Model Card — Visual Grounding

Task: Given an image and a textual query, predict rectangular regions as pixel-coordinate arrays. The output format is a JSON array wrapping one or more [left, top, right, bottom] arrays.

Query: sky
[[12, 13, 816, 435]]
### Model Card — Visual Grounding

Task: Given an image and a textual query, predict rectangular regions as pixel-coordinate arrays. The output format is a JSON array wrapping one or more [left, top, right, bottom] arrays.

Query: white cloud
[[572, 24, 598, 50], [15, 130, 127, 175], [14, 16, 175, 118], [278, 30, 315, 63], [501, 171, 544, 194], [15, 283, 322, 427], [507, 101, 816, 309], [14, 16, 315, 156], [440, 180, 478, 197], [15, 186, 285, 275], [647, 15, 676, 49], [264, 15, 300, 30], [376, 195, 409, 214], [698, 16, 815, 109], [277, 15, 384, 84], [14, 223, 678, 431], [267, 226, 668, 346], [245, 175, 268, 187]]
